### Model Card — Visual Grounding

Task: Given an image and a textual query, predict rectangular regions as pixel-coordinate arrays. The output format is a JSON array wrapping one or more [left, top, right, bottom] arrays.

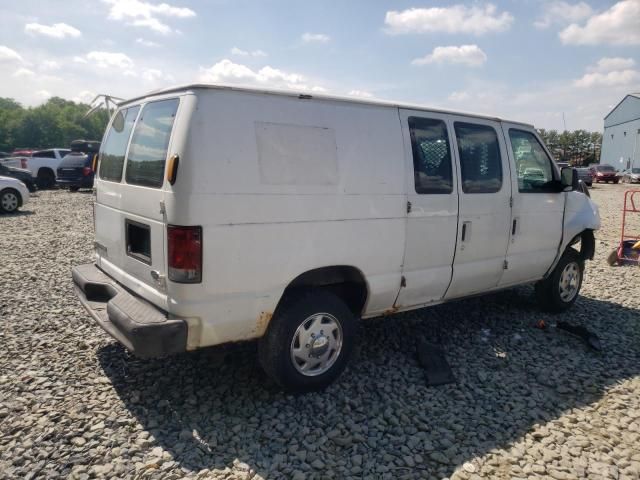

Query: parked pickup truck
[[26, 148, 70, 188], [72, 84, 601, 392]]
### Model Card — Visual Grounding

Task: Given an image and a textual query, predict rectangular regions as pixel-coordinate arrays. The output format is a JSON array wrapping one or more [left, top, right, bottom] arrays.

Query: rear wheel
[[258, 290, 357, 392], [535, 248, 583, 312], [0, 188, 21, 213], [36, 169, 55, 189], [69, 186, 79, 192]]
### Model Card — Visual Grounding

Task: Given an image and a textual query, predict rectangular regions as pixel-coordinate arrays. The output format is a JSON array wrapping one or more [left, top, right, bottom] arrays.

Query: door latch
[[407, 201, 412, 214]]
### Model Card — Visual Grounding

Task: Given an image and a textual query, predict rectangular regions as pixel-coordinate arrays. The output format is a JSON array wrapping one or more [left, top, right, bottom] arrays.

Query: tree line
[[0, 96, 603, 167], [537, 129, 602, 166], [0, 97, 109, 154]]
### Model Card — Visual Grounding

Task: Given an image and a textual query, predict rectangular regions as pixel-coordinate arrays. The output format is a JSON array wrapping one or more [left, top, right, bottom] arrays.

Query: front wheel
[[258, 290, 357, 392], [535, 248, 584, 312], [0, 188, 21, 213]]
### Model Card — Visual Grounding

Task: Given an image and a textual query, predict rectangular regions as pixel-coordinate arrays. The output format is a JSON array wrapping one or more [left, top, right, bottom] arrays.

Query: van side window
[[508, 129, 555, 192], [99, 106, 140, 182], [454, 122, 502, 194], [125, 98, 179, 188], [408, 117, 453, 194]]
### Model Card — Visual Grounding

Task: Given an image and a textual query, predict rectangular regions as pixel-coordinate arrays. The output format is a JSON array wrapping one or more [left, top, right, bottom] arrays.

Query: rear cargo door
[[95, 98, 180, 308]]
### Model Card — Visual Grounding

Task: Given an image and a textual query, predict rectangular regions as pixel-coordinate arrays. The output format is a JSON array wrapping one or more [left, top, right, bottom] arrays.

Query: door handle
[[512, 218, 517, 235], [461, 221, 471, 242]]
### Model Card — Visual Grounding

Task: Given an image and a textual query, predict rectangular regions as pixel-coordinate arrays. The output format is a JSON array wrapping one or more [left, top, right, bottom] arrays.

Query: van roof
[[119, 83, 535, 129]]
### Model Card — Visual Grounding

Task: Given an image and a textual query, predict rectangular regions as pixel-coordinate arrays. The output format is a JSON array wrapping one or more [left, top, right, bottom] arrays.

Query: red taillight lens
[[82, 166, 92, 176], [168, 225, 202, 283]]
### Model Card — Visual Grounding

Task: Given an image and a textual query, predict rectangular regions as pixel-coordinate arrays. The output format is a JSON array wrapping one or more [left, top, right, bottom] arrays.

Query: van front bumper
[[72, 263, 187, 358]]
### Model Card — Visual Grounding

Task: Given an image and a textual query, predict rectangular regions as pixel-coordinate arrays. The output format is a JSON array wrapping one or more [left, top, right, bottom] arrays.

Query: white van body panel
[[87, 84, 601, 352], [163, 89, 406, 345]]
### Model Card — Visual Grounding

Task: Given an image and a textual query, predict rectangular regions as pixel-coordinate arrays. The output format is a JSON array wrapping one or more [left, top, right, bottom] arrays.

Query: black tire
[[36, 169, 55, 189], [613, 180, 619, 184], [535, 248, 584, 312], [69, 186, 79, 192], [0, 188, 21, 213], [585, 182, 592, 187], [258, 290, 357, 392]]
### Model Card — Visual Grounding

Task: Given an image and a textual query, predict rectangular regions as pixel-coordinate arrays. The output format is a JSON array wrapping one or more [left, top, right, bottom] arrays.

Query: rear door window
[[454, 122, 503, 194], [99, 106, 140, 182], [125, 98, 179, 188], [408, 117, 453, 194]]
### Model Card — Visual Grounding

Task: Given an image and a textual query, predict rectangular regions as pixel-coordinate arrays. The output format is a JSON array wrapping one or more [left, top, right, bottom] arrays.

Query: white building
[[601, 93, 640, 170]]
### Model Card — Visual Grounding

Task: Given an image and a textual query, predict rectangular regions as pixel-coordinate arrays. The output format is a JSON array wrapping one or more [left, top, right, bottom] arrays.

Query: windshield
[[597, 165, 615, 172]]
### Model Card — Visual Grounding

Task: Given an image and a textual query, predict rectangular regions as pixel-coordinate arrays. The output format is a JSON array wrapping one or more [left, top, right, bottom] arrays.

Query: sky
[[0, 0, 639, 131]]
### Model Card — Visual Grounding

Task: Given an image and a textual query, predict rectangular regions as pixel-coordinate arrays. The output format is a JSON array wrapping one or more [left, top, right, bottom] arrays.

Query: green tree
[[0, 97, 109, 152]]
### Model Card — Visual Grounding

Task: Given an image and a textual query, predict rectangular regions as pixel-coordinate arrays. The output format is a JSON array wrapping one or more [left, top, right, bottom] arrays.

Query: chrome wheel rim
[[1, 192, 18, 212], [290, 313, 343, 377], [559, 261, 580, 302]]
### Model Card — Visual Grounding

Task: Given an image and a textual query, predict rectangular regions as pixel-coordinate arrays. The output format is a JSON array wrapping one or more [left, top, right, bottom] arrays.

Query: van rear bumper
[[72, 263, 187, 358]]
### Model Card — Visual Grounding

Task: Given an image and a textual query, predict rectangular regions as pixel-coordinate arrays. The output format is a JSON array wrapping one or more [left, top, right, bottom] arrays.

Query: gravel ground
[[1, 186, 639, 480]]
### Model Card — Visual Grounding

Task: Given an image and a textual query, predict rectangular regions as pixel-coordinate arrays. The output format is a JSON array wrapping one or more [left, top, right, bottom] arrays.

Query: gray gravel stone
[[0, 186, 639, 479]]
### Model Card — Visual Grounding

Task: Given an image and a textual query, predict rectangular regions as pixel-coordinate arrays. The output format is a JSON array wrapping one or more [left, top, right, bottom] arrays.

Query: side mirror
[[560, 167, 579, 191]]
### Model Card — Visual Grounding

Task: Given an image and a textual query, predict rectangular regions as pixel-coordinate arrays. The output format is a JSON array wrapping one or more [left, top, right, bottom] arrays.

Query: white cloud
[[575, 69, 640, 88], [575, 57, 640, 88], [24, 22, 81, 39], [86, 51, 134, 69], [231, 47, 268, 57], [560, 0, 640, 45], [198, 59, 326, 92], [103, 0, 196, 34], [412, 45, 487, 67], [13, 67, 35, 77], [534, 1, 593, 29], [301, 33, 331, 43], [35, 90, 52, 100], [384, 4, 513, 35], [142, 68, 162, 81], [73, 90, 97, 104], [588, 57, 636, 73], [348, 90, 374, 98], [41, 60, 61, 71], [136, 38, 160, 47], [0, 45, 23, 63]]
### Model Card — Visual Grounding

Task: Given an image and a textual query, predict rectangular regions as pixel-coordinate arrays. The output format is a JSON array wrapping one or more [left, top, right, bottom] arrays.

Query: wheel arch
[[275, 265, 370, 319]]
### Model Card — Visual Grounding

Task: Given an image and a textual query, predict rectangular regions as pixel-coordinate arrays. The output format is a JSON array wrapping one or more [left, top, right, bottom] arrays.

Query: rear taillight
[[168, 225, 202, 283], [82, 166, 92, 176]]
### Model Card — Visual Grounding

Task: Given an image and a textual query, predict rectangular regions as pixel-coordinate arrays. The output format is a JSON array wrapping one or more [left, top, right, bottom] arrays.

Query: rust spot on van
[[256, 311, 273, 335], [383, 305, 400, 316]]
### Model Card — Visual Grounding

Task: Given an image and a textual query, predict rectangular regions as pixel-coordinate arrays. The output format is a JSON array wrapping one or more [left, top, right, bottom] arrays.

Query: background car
[[576, 167, 593, 187], [621, 168, 640, 184], [0, 176, 30, 213], [56, 140, 100, 191], [589, 164, 619, 184], [0, 163, 36, 192], [25, 148, 71, 189]]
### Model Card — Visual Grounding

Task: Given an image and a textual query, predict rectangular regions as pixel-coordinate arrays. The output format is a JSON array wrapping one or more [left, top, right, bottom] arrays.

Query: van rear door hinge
[[509, 197, 513, 208], [407, 201, 412, 214]]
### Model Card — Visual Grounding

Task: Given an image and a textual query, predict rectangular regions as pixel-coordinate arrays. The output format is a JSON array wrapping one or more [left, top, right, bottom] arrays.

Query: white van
[[73, 85, 600, 391]]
